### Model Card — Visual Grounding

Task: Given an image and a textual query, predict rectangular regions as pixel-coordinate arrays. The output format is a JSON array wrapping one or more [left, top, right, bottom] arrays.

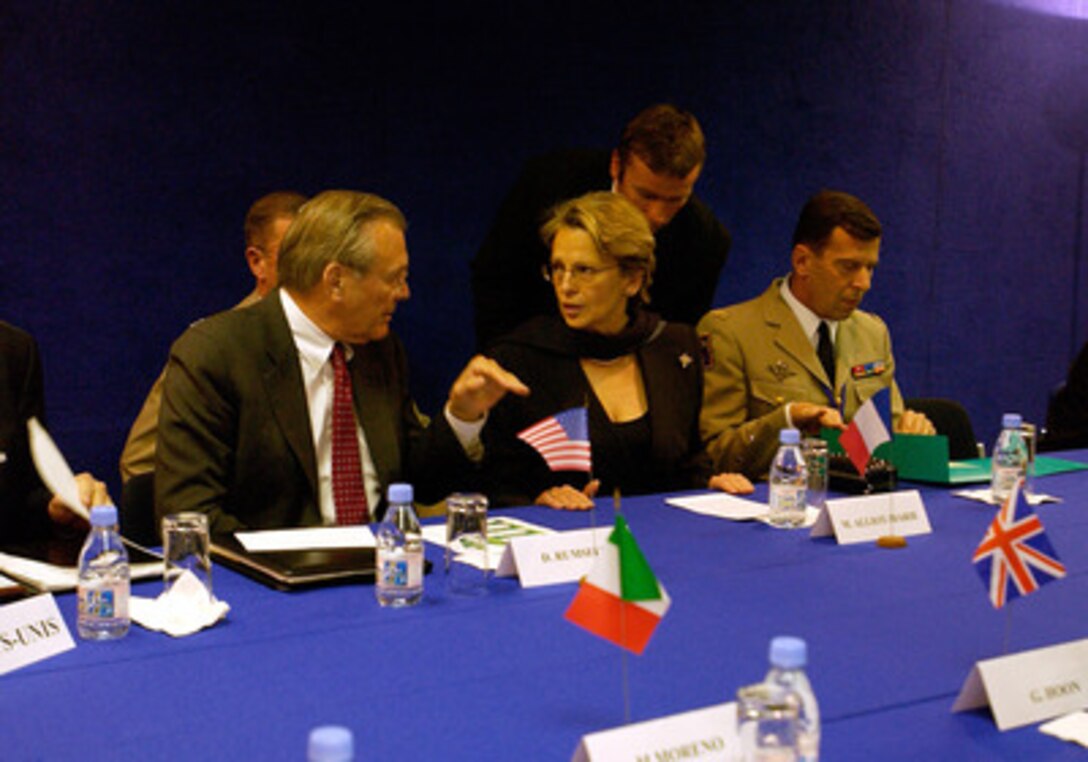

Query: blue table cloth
[[4, 453, 1087, 760]]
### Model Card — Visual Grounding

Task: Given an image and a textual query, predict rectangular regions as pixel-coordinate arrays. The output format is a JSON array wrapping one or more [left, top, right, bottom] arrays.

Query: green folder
[[822, 430, 1088, 485]]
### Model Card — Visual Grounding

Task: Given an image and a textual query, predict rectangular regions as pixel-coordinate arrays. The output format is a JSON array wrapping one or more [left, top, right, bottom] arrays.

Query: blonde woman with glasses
[[481, 192, 751, 509]]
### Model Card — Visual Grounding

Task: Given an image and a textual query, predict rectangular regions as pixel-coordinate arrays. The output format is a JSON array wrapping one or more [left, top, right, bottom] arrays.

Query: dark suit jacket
[[1045, 341, 1088, 450], [154, 293, 475, 535], [0, 322, 52, 543], [471, 149, 732, 350], [482, 316, 710, 506]]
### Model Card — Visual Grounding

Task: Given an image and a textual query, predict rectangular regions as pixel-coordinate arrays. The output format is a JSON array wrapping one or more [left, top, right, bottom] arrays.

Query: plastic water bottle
[[307, 725, 354, 761], [990, 413, 1027, 503], [769, 428, 807, 527], [765, 636, 820, 762], [375, 483, 423, 607], [77, 504, 130, 640]]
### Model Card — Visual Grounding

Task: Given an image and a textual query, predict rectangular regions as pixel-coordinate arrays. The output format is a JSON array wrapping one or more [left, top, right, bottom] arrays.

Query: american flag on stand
[[517, 407, 592, 472], [972, 479, 1066, 609]]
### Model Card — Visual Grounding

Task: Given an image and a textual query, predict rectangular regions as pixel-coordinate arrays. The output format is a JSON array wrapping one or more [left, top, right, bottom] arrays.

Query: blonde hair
[[540, 191, 656, 303]]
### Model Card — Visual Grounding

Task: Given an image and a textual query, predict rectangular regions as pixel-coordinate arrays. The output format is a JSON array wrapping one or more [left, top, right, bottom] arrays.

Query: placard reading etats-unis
[[953, 638, 1088, 730], [571, 702, 738, 762], [505, 527, 612, 588], [0, 593, 75, 676], [810, 490, 931, 544]]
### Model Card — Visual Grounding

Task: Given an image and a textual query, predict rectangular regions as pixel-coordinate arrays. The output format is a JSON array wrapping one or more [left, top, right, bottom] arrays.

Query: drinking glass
[[162, 512, 213, 601], [801, 438, 829, 511], [445, 493, 489, 596]]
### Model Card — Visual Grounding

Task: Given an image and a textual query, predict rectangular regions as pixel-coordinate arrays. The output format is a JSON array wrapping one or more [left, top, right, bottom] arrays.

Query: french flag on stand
[[839, 387, 892, 475]]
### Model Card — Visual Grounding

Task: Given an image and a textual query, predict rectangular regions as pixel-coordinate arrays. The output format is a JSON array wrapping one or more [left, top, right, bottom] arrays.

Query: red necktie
[[330, 344, 369, 524]]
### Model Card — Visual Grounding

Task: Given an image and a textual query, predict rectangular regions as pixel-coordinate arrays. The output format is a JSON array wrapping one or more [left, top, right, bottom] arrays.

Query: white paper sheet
[[0, 552, 160, 591], [421, 515, 555, 548], [234, 526, 375, 552], [665, 492, 768, 520], [1039, 711, 1088, 748], [27, 417, 88, 520], [953, 488, 1059, 506], [422, 516, 556, 571]]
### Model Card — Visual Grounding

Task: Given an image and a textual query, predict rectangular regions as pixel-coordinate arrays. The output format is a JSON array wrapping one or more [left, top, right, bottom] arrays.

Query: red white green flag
[[563, 515, 670, 655]]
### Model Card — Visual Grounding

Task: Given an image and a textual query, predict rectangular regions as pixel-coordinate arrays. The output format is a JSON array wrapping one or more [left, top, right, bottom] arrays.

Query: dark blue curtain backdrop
[[2, 1, 1086, 497]]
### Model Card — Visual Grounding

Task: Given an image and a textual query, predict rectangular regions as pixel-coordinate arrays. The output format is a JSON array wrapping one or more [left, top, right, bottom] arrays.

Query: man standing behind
[[471, 103, 731, 349], [155, 190, 525, 534], [119, 191, 307, 483], [698, 190, 933, 479]]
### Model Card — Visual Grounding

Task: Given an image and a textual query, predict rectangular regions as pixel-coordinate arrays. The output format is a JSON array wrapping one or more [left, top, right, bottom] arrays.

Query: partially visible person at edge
[[698, 189, 934, 480], [1, 321, 109, 542], [1043, 340, 1088, 450], [480, 191, 752, 510], [471, 103, 731, 351]]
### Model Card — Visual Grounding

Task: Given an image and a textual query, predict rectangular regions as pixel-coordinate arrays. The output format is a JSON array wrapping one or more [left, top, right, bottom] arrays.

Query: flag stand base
[[876, 535, 907, 549]]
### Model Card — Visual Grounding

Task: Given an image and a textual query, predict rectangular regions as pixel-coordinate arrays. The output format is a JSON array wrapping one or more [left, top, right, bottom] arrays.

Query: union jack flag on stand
[[517, 407, 592, 472], [972, 479, 1066, 609]]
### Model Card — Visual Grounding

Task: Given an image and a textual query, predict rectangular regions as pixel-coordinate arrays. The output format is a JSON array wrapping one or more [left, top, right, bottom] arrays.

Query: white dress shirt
[[279, 290, 484, 523], [779, 276, 840, 424]]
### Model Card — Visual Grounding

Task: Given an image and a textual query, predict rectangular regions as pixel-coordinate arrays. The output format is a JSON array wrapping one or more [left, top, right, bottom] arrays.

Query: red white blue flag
[[517, 407, 592, 472], [839, 387, 892, 475], [973, 480, 1066, 609], [564, 514, 670, 655]]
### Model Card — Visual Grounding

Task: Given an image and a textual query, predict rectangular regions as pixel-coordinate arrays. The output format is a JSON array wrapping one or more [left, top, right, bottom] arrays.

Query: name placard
[[571, 701, 737, 762], [0, 593, 76, 676], [952, 637, 1088, 730], [504, 527, 612, 588], [810, 490, 931, 544]]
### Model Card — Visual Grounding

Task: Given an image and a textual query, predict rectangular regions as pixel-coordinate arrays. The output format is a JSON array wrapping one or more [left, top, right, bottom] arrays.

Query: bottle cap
[[779, 428, 801, 445], [769, 635, 807, 669], [307, 725, 354, 762], [89, 504, 118, 527], [1002, 413, 1022, 429], [387, 483, 413, 504]]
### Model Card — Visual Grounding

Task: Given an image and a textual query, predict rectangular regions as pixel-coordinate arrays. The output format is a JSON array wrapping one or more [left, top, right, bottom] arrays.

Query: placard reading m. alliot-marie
[[810, 490, 931, 544]]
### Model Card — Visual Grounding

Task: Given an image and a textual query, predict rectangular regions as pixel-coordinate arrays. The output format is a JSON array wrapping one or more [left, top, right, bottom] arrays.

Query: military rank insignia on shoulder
[[699, 335, 713, 368]]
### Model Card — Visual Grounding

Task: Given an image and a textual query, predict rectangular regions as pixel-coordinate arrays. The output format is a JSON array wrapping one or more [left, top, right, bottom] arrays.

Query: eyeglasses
[[541, 263, 619, 284]]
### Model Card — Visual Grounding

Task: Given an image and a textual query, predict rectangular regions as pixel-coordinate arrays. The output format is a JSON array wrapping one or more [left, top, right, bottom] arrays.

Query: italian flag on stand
[[563, 515, 670, 655]]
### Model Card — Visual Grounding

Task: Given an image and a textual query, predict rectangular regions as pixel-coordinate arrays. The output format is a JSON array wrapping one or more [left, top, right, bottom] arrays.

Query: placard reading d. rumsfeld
[[0, 593, 75, 676], [505, 527, 612, 587], [952, 637, 1088, 730]]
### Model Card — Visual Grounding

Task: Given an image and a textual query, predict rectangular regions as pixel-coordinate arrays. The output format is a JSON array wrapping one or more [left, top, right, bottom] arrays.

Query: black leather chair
[[905, 397, 981, 460], [120, 471, 158, 546]]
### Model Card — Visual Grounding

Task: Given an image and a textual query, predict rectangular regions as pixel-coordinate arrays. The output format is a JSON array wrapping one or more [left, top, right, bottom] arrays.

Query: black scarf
[[502, 308, 665, 360]]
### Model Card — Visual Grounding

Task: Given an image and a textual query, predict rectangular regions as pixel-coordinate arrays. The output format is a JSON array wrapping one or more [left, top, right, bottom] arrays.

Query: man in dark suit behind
[[155, 191, 526, 535], [470, 103, 732, 350]]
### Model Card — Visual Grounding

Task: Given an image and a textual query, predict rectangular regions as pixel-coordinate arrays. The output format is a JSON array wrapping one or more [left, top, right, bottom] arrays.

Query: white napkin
[[130, 570, 230, 637], [953, 488, 1060, 506]]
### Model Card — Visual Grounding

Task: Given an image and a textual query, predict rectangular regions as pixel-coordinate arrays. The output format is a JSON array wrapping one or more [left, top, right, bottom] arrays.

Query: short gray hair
[[277, 190, 406, 291]]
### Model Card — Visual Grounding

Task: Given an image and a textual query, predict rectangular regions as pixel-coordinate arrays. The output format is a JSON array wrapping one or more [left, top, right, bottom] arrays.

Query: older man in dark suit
[[155, 191, 525, 535]]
